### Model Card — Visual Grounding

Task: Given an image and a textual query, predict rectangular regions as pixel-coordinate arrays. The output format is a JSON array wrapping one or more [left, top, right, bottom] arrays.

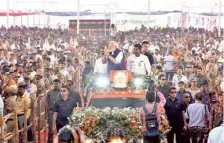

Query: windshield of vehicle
[[89, 98, 147, 108]]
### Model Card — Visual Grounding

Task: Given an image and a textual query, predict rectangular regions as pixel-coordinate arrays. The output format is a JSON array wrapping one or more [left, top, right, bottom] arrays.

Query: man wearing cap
[[4, 85, 18, 143]]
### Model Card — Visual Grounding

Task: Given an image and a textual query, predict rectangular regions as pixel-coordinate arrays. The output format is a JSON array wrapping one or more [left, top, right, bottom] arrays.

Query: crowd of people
[[0, 25, 223, 143]]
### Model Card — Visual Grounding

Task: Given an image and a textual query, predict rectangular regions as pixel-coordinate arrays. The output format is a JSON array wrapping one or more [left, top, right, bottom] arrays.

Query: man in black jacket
[[141, 41, 154, 66]]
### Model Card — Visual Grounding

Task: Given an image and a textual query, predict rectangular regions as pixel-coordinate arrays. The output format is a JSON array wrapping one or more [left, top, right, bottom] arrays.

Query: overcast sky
[[0, 0, 222, 13]]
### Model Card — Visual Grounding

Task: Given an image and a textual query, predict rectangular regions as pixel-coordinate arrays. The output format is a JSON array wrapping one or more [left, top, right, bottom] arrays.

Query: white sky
[[0, 0, 223, 13]]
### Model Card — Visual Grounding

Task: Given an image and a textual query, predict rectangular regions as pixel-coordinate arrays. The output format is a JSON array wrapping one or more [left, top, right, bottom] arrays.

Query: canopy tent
[[44, 11, 224, 17], [0, 0, 222, 30], [1, 0, 222, 13], [0, 10, 40, 16]]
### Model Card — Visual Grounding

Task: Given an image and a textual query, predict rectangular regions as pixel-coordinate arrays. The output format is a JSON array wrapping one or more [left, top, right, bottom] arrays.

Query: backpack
[[142, 103, 160, 137]]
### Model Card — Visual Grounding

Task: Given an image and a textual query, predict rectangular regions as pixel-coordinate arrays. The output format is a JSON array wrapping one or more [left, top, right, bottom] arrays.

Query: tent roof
[[0, 0, 222, 13]]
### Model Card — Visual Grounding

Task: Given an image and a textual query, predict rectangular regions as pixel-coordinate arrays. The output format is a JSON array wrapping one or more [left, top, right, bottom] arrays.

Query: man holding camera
[[139, 90, 166, 143]]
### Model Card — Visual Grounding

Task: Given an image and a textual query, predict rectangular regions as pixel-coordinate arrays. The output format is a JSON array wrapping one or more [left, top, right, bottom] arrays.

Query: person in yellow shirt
[[17, 81, 34, 143]]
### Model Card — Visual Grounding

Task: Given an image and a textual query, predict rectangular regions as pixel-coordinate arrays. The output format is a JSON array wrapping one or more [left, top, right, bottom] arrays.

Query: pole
[[218, 0, 221, 37], [27, 14, 29, 27], [104, 11, 106, 36], [77, 0, 80, 34], [39, 13, 40, 27], [7, 0, 10, 28], [33, 14, 35, 27], [21, 15, 23, 26], [13, 0, 16, 26], [148, 0, 150, 25]]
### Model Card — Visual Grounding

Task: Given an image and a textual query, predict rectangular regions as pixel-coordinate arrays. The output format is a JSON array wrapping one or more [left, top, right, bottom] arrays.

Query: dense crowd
[[0, 25, 223, 143]]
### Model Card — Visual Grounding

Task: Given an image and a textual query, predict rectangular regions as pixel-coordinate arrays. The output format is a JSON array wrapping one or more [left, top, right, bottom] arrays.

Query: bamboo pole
[[37, 96, 41, 143], [14, 110, 19, 143], [23, 108, 28, 143], [31, 97, 36, 143]]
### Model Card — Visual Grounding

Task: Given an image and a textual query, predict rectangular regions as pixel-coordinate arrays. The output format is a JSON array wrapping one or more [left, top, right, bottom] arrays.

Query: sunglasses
[[184, 96, 190, 98], [161, 79, 166, 81], [60, 90, 67, 93]]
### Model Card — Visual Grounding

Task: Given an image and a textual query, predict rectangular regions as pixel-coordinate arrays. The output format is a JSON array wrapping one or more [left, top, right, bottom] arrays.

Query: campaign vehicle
[[85, 70, 153, 108]]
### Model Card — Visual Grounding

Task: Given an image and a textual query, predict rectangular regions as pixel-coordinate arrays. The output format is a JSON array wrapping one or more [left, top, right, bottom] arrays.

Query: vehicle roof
[[88, 91, 146, 99], [86, 91, 146, 107]]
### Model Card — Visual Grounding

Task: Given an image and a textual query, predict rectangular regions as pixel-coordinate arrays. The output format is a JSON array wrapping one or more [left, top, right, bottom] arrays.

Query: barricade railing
[[0, 93, 48, 143]]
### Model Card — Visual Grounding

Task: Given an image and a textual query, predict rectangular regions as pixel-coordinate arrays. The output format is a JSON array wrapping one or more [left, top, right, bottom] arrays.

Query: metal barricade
[[0, 94, 48, 143]]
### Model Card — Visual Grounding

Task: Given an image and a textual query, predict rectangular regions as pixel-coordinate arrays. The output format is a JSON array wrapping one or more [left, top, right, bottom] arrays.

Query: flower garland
[[69, 107, 142, 143], [68, 107, 170, 143]]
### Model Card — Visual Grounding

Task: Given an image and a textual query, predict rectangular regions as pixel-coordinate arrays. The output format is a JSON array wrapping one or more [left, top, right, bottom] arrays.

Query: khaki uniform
[[34, 78, 47, 130], [5, 94, 31, 143]]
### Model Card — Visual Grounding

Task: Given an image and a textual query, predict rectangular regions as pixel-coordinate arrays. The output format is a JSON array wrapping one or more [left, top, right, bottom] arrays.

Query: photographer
[[139, 89, 166, 143]]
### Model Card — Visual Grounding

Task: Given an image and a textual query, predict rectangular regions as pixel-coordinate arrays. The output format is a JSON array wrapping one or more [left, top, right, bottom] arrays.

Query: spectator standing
[[184, 52, 194, 78], [163, 51, 176, 82], [209, 92, 223, 130], [196, 67, 208, 88], [172, 67, 188, 90], [200, 83, 210, 109], [123, 40, 134, 54], [82, 61, 92, 89], [186, 93, 210, 143], [46, 79, 61, 143], [187, 78, 200, 100], [206, 57, 218, 91]]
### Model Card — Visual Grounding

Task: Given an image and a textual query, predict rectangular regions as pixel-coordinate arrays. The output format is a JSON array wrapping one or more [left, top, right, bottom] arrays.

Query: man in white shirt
[[208, 124, 224, 143], [149, 41, 160, 54], [94, 48, 107, 74], [123, 41, 133, 54], [172, 67, 188, 90], [163, 50, 176, 82], [127, 44, 151, 75], [191, 44, 201, 55]]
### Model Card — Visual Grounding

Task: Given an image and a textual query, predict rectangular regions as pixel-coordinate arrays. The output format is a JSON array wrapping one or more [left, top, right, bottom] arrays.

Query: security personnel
[[4, 85, 18, 143]]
